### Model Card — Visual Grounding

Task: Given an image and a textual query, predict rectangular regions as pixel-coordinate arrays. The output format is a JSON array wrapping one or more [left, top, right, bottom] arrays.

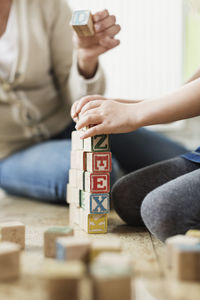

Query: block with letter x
[[81, 191, 110, 214], [86, 152, 112, 173], [84, 172, 110, 194]]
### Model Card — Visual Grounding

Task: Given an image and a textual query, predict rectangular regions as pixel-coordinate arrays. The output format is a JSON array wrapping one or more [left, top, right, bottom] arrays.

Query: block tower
[[67, 131, 112, 234]]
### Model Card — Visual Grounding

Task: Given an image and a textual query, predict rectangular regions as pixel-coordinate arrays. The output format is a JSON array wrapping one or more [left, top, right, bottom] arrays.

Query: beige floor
[[0, 192, 200, 300]]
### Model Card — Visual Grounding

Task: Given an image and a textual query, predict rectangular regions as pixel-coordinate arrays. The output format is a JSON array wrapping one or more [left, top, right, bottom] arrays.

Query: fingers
[[97, 24, 121, 39], [80, 124, 105, 139], [71, 101, 79, 119], [76, 110, 101, 130], [99, 37, 120, 49], [94, 15, 116, 33], [75, 95, 106, 117], [79, 100, 103, 116], [93, 9, 109, 23]]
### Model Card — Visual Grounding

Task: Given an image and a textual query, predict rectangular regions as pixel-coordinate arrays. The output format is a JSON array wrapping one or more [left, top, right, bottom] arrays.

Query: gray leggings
[[112, 157, 200, 242]]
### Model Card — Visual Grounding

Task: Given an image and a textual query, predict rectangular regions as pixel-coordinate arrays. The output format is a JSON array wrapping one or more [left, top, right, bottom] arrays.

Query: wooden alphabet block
[[0, 242, 21, 281], [70, 150, 86, 171], [72, 10, 94, 37], [56, 237, 91, 263], [90, 239, 122, 261], [44, 227, 74, 258], [86, 152, 112, 173], [166, 235, 200, 268], [66, 184, 81, 207], [84, 172, 110, 194], [186, 229, 200, 238], [69, 204, 81, 227], [81, 191, 110, 214], [90, 253, 132, 300], [71, 131, 84, 151], [69, 169, 84, 190], [42, 260, 86, 300], [83, 214, 107, 234], [0, 221, 25, 249], [84, 135, 110, 152], [173, 244, 200, 281]]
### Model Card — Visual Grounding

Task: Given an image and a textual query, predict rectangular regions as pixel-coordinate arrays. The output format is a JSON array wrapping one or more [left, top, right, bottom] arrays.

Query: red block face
[[90, 173, 110, 193], [93, 153, 112, 172]]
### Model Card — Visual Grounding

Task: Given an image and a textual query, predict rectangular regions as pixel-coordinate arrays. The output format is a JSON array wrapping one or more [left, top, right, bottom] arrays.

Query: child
[[71, 68, 200, 242]]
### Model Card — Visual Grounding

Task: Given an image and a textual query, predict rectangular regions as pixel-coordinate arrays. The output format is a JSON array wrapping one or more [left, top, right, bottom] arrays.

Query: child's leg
[[112, 157, 199, 227], [141, 166, 200, 241], [110, 128, 188, 173]]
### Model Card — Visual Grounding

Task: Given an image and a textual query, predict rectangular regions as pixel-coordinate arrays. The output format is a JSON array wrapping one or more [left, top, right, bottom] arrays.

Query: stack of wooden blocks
[[67, 131, 112, 234], [166, 230, 200, 282]]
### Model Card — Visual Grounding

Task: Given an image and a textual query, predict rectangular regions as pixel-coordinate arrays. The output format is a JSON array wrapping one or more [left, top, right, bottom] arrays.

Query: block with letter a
[[86, 152, 112, 173], [84, 172, 110, 194]]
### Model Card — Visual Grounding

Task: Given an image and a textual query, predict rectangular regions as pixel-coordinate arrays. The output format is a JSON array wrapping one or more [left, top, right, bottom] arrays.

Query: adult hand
[[73, 9, 121, 78]]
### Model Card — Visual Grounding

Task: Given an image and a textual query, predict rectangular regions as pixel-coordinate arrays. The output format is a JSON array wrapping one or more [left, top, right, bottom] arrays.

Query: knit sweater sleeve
[[49, 0, 105, 105]]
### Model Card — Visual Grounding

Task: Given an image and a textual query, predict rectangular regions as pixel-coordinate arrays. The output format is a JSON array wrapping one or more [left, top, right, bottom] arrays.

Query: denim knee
[[141, 189, 179, 242]]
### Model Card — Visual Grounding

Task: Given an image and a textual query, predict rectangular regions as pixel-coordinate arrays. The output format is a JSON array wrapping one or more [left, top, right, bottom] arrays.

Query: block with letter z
[[84, 135, 110, 152]]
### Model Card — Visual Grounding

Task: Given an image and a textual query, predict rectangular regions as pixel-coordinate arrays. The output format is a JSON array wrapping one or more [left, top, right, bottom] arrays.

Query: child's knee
[[141, 189, 178, 242]]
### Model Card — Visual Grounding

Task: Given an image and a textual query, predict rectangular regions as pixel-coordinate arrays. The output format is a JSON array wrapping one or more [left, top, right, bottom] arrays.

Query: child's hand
[[76, 99, 140, 139], [71, 95, 107, 120]]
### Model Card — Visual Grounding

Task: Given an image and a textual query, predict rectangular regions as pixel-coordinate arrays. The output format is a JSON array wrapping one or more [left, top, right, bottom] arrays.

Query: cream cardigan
[[0, 0, 105, 159]]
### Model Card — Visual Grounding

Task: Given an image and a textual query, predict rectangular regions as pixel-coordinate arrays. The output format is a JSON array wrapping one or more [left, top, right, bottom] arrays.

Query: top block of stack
[[72, 10, 95, 37], [72, 131, 110, 153]]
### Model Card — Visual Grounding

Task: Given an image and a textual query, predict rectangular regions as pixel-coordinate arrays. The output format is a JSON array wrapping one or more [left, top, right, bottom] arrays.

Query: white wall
[[68, 0, 184, 99]]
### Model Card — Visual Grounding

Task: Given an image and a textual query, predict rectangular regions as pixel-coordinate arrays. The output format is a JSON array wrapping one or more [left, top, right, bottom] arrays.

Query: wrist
[[77, 51, 98, 79]]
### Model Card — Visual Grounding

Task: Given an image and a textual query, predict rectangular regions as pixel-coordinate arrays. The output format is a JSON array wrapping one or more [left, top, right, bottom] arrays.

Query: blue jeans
[[0, 123, 187, 203]]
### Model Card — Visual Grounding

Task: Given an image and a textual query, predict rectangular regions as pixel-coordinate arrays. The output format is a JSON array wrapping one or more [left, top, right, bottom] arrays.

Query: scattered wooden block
[[0, 221, 25, 249], [71, 131, 84, 150], [173, 244, 200, 281], [80, 191, 110, 214], [166, 235, 200, 268], [90, 239, 122, 261], [0, 242, 21, 281], [66, 184, 81, 207], [86, 152, 112, 173], [56, 237, 91, 263], [69, 169, 84, 190], [90, 253, 132, 300], [41, 260, 86, 300], [84, 135, 110, 152], [84, 172, 110, 194], [44, 227, 74, 258], [71, 10, 94, 37], [186, 229, 200, 238], [83, 213, 108, 234], [70, 150, 86, 171]]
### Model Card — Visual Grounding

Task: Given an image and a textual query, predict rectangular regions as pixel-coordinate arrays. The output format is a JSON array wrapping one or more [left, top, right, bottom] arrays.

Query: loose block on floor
[[83, 214, 108, 234], [173, 244, 200, 281], [71, 10, 94, 37], [67, 184, 81, 207], [0, 221, 25, 249], [84, 135, 110, 152], [81, 191, 110, 214], [166, 235, 200, 268], [44, 226, 74, 258], [90, 239, 122, 261], [0, 242, 21, 281], [56, 237, 91, 263], [84, 172, 110, 194], [71, 131, 84, 150], [86, 152, 112, 173], [90, 253, 132, 300], [186, 230, 200, 238], [42, 260, 86, 300]]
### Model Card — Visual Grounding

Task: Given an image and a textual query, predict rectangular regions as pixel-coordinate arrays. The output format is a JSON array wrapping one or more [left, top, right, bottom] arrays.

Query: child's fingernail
[[95, 24, 101, 32]]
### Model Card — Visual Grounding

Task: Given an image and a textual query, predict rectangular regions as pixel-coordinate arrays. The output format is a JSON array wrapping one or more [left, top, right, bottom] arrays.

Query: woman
[[0, 0, 186, 202]]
